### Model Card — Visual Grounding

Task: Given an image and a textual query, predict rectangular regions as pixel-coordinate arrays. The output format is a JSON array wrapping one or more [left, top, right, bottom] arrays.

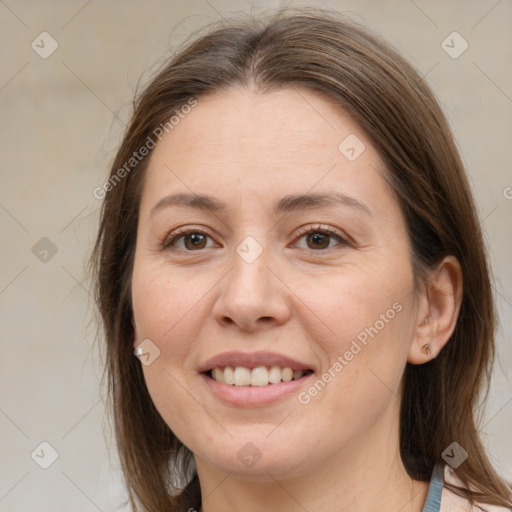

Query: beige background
[[1, 0, 511, 510]]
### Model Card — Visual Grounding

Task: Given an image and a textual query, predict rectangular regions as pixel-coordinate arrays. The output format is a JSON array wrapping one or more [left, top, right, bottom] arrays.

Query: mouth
[[198, 351, 315, 400], [204, 366, 314, 387]]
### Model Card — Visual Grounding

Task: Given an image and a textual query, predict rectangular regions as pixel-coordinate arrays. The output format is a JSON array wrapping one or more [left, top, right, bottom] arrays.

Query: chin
[[192, 434, 315, 480]]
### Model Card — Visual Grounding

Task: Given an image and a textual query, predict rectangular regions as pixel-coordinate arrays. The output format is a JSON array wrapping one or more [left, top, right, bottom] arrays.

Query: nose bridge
[[228, 234, 273, 303], [212, 233, 290, 330]]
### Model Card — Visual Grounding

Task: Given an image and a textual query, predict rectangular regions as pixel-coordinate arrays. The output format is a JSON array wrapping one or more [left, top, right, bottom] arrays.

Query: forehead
[[140, 86, 390, 214], [151, 86, 367, 160]]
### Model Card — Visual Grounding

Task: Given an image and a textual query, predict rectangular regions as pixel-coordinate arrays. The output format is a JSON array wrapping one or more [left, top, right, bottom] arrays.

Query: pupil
[[308, 233, 329, 249], [187, 233, 205, 249]]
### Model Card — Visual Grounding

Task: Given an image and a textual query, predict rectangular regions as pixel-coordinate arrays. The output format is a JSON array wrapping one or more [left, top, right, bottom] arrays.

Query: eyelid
[[293, 223, 346, 240]]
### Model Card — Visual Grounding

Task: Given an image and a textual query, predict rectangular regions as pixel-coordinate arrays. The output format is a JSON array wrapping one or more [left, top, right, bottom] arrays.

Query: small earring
[[421, 343, 432, 356], [423, 317, 430, 325]]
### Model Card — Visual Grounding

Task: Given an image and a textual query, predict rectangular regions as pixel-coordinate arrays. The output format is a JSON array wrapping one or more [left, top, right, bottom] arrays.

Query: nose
[[211, 241, 291, 332]]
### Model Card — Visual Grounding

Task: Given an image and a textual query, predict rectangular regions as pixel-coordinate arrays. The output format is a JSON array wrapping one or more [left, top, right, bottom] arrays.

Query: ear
[[408, 255, 463, 364]]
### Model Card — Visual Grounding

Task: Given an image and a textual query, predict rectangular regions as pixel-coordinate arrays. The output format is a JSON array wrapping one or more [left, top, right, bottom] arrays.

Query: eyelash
[[162, 224, 349, 253]]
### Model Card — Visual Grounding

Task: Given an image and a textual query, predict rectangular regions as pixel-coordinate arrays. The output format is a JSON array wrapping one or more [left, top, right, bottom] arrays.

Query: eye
[[293, 224, 348, 251], [163, 227, 217, 251], [162, 224, 348, 252]]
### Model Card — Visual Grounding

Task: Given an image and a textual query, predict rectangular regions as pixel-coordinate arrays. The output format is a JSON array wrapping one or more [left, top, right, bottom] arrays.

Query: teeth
[[268, 365, 282, 384], [234, 367, 251, 386], [293, 369, 304, 380], [282, 367, 293, 382], [251, 366, 269, 386], [210, 366, 306, 386], [224, 366, 235, 385], [212, 368, 224, 383]]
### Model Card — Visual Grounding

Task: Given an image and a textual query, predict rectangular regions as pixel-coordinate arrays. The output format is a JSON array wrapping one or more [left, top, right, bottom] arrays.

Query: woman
[[91, 8, 512, 512]]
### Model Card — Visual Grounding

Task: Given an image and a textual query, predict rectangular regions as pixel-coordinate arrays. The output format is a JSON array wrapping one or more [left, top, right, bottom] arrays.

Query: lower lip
[[200, 373, 314, 406]]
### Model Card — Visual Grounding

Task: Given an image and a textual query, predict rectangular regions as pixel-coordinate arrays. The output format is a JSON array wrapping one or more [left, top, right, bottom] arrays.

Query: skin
[[131, 86, 462, 512]]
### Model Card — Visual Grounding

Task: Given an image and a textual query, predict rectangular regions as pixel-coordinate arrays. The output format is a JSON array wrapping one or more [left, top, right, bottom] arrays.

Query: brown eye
[[182, 232, 208, 250], [294, 225, 347, 251], [163, 229, 215, 251], [305, 232, 332, 250]]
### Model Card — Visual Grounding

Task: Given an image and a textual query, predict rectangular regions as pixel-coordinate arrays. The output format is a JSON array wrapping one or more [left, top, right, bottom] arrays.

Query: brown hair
[[90, 7, 512, 511]]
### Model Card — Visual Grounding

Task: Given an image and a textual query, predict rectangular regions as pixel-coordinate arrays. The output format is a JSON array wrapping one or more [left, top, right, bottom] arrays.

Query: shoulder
[[440, 466, 511, 512]]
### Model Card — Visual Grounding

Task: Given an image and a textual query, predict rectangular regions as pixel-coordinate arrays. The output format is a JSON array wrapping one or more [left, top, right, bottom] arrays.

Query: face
[[131, 87, 420, 480]]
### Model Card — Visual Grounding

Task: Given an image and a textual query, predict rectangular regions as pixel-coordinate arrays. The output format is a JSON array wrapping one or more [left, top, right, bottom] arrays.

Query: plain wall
[[1, 0, 511, 510]]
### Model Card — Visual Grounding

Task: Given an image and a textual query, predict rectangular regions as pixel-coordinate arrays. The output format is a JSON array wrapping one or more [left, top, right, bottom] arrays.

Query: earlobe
[[407, 256, 463, 365], [408, 314, 436, 364]]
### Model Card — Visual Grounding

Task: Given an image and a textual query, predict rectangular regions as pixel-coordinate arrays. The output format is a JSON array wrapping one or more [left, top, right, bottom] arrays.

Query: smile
[[198, 351, 315, 405], [208, 366, 313, 387]]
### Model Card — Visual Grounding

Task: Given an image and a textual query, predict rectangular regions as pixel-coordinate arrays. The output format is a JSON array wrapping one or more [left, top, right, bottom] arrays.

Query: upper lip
[[197, 351, 313, 373]]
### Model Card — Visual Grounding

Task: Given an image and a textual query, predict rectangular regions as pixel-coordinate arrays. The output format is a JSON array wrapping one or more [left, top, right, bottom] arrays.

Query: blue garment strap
[[422, 464, 444, 512]]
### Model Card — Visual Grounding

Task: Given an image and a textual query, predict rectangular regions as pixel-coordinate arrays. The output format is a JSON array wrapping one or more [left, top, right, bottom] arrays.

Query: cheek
[[304, 262, 413, 351], [131, 258, 212, 351], [139, 361, 229, 460], [298, 263, 414, 410], [131, 261, 220, 449]]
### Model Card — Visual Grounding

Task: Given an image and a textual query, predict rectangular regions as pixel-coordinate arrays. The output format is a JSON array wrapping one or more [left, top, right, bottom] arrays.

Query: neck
[[195, 406, 429, 512]]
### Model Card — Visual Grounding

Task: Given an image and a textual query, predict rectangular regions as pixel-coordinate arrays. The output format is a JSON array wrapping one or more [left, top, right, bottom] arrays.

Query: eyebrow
[[149, 191, 372, 217]]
